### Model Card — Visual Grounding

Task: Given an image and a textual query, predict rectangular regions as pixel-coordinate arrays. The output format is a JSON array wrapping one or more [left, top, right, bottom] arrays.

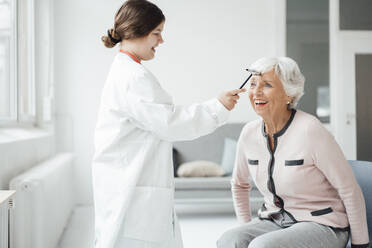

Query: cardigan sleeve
[[307, 119, 369, 247], [231, 127, 252, 223]]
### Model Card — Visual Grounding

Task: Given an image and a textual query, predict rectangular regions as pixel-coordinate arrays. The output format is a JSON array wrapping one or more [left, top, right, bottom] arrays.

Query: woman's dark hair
[[102, 0, 165, 48]]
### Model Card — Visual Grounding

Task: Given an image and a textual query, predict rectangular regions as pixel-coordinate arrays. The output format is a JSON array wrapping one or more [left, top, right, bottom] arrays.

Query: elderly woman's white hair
[[249, 57, 305, 109]]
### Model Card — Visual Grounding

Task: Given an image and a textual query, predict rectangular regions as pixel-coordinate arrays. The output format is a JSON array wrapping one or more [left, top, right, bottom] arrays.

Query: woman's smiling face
[[135, 21, 165, 61], [248, 69, 291, 118]]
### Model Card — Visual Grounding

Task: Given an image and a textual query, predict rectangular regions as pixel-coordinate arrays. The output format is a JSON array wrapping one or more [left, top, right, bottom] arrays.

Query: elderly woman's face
[[248, 69, 290, 118]]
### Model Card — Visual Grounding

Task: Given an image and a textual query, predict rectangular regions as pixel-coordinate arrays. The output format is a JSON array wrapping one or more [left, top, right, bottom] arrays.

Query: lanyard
[[120, 49, 141, 64]]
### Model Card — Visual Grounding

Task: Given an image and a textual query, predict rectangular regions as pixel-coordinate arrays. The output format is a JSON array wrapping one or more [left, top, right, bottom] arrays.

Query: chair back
[[348, 160, 372, 241]]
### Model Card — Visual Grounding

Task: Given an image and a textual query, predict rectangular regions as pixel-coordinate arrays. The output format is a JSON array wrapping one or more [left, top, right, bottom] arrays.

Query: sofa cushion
[[221, 138, 237, 175], [177, 160, 225, 177], [175, 176, 232, 189], [173, 123, 244, 165]]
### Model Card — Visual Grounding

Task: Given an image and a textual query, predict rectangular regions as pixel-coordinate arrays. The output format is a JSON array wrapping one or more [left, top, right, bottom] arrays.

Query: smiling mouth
[[254, 100, 268, 107]]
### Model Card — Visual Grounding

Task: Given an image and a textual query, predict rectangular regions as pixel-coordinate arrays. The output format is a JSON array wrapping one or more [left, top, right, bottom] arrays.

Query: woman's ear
[[286, 96, 293, 105], [286, 96, 294, 110]]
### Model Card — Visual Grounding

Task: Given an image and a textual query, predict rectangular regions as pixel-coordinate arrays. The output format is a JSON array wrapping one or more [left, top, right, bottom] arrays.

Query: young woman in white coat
[[92, 1, 245, 247]]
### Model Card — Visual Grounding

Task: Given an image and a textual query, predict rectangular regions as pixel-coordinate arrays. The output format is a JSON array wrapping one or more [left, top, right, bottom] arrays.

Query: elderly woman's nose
[[253, 85, 263, 95]]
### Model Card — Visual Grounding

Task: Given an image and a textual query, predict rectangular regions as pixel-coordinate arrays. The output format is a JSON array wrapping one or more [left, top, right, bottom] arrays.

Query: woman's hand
[[218, 89, 246, 111]]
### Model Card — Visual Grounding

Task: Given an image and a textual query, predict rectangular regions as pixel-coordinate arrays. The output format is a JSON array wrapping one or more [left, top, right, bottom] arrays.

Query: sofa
[[173, 123, 264, 214]]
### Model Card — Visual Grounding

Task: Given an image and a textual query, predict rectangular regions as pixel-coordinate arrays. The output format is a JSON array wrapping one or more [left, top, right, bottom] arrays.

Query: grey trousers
[[217, 218, 349, 248]]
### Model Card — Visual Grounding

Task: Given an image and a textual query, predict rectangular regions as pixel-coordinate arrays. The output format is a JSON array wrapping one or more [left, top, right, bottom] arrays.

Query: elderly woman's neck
[[263, 109, 292, 136]]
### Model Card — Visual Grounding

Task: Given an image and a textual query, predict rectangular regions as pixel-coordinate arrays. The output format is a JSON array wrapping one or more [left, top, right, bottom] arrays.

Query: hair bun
[[101, 28, 122, 48], [107, 29, 122, 44]]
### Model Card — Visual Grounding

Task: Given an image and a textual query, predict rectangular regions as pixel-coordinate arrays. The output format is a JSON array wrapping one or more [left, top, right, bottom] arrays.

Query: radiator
[[9, 153, 75, 248], [0, 191, 15, 248]]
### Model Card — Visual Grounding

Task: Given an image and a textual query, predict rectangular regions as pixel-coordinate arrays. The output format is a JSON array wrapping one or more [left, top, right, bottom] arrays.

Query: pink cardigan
[[232, 110, 369, 247]]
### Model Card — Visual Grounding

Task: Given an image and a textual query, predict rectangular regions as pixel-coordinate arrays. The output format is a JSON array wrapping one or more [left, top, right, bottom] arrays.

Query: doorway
[[356, 54, 372, 161]]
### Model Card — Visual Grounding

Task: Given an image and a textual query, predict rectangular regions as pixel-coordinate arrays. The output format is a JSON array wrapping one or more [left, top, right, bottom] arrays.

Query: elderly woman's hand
[[218, 89, 246, 110]]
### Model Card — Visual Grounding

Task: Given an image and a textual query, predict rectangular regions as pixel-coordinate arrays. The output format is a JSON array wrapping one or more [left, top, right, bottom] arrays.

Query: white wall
[[53, 0, 286, 204], [0, 133, 54, 189], [146, 0, 286, 122]]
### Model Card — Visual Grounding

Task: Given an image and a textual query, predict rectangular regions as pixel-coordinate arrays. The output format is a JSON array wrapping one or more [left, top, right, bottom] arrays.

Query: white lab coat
[[92, 53, 229, 248]]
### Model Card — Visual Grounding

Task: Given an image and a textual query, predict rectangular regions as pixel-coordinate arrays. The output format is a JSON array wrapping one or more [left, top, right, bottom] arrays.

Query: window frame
[[0, 0, 17, 124], [285, 0, 330, 123], [0, 0, 36, 127]]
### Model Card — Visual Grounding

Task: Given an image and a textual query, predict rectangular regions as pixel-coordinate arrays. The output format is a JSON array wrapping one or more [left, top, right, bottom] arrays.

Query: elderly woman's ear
[[286, 96, 294, 110], [287, 96, 293, 105]]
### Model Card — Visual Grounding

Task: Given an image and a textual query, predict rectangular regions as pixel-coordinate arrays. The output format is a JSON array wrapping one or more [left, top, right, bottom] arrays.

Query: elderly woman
[[217, 57, 369, 248]]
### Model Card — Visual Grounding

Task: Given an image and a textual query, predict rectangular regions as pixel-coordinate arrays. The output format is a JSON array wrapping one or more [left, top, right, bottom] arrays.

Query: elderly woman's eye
[[265, 83, 272, 87]]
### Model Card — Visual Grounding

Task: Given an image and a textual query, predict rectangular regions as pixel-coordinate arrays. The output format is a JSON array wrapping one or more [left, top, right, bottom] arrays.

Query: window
[[340, 0, 372, 30], [0, 0, 17, 121], [286, 0, 330, 123], [0, 0, 35, 125]]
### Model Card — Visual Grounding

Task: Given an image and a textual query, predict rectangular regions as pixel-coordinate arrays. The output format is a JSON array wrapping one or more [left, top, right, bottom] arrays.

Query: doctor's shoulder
[[106, 56, 141, 85]]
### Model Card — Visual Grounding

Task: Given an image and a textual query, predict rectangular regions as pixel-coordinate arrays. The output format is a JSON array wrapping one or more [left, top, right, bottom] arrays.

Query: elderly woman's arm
[[307, 119, 369, 247], [231, 131, 252, 223]]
